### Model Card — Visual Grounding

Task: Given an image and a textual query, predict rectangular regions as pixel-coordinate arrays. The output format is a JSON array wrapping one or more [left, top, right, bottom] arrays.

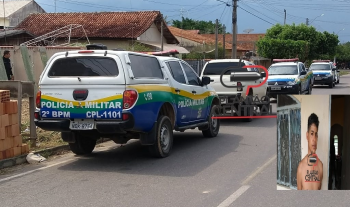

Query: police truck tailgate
[[37, 54, 126, 126]]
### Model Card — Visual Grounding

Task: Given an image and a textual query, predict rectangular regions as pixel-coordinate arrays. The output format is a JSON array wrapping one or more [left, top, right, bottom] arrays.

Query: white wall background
[[139, 23, 162, 42]]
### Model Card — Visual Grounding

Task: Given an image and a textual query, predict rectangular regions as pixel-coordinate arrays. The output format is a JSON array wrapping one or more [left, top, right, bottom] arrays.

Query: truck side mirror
[[201, 76, 211, 85]]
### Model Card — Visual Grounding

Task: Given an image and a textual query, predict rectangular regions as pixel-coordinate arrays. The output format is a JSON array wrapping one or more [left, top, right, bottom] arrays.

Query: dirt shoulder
[[20, 98, 65, 151]]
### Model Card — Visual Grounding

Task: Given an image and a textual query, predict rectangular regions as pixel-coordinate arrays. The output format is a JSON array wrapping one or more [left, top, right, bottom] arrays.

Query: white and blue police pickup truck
[[34, 44, 221, 158], [266, 59, 313, 98], [309, 60, 337, 88]]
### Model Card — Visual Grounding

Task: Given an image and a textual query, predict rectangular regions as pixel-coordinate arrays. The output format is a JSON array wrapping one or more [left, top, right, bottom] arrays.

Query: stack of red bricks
[[0, 90, 29, 160]]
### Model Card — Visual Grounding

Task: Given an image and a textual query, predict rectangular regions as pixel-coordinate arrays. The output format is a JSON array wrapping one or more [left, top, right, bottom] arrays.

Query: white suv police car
[[310, 60, 336, 88], [266, 59, 313, 98], [34, 45, 221, 158]]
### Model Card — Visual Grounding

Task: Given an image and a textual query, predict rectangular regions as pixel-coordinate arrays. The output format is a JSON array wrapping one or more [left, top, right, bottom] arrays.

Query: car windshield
[[268, 65, 298, 75], [310, 64, 330, 70], [203, 62, 256, 75]]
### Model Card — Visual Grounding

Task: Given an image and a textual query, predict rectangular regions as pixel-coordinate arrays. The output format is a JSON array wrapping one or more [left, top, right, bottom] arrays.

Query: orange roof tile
[[201, 34, 265, 51], [15, 11, 178, 44], [169, 26, 247, 50]]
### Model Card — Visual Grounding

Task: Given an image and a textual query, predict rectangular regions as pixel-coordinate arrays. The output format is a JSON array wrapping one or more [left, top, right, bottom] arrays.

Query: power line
[[238, 5, 274, 25], [219, 1, 229, 22], [239, 1, 281, 24]]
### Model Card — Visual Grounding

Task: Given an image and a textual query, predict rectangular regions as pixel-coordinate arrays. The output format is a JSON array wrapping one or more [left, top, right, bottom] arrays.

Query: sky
[[34, 0, 350, 43]]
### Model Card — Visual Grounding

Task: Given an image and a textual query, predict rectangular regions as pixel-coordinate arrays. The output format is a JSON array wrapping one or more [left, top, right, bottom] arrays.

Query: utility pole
[[161, 15, 164, 51], [180, 8, 185, 46], [215, 19, 218, 59], [223, 24, 226, 59], [232, 0, 237, 59], [284, 9, 286, 25], [55, 0, 57, 13], [306, 18, 309, 26]]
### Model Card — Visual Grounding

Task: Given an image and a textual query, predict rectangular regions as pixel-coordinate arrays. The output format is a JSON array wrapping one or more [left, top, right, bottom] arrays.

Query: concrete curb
[[0, 138, 111, 170]]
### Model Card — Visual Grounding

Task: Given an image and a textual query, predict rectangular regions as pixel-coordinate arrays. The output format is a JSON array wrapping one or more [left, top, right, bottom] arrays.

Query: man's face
[[4, 53, 10, 58], [307, 123, 318, 154]]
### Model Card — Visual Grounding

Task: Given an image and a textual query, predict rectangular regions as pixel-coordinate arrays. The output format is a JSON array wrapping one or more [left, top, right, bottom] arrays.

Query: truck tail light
[[122, 113, 129, 121], [123, 90, 138, 109], [36, 91, 41, 108], [34, 112, 40, 120], [237, 82, 243, 91]]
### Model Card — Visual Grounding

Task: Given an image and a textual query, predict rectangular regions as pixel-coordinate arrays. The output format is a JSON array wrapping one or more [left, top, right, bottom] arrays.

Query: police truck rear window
[[203, 62, 251, 75], [310, 64, 330, 70], [48, 57, 119, 77]]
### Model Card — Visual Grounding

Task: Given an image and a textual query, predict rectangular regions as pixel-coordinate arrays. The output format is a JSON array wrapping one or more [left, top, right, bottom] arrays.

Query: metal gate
[[277, 108, 301, 189]]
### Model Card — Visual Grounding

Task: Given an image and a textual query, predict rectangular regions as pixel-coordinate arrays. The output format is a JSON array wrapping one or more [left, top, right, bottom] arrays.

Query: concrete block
[[11, 124, 19, 137], [0, 127, 5, 140], [5, 148, 14, 159], [1, 114, 9, 127], [0, 140, 4, 151], [5, 126, 12, 137], [13, 135, 22, 147], [13, 147, 21, 157], [0, 103, 4, 115], [21, 144, 29, 154]]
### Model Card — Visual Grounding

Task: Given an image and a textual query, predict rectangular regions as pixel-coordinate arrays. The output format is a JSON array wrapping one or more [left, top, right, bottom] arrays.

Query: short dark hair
[[307, 113, 319, 131], [3, 50, 10, 56]]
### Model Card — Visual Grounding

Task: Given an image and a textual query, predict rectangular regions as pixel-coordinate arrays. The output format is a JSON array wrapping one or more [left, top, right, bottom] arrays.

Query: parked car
[[199, 59, 269, 121], [266, 58, 313, 98], [310, 60, 336, 88], [34, 45, 221, 158]]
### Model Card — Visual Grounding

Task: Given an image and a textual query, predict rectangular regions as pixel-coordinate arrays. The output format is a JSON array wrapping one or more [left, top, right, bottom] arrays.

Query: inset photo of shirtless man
[[276, 95, 350, 190]]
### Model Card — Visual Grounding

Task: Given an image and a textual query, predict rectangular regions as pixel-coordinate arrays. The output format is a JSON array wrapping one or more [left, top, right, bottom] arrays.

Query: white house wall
[[139, 23, 162, 43], [8, 1, 45, 27], [0, 18, 10, 27]]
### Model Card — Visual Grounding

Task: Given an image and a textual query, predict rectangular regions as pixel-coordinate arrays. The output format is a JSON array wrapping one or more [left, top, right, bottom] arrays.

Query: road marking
[[241, 154, 277, 186], [216, 185, 250, 207], [216, 155, 276, 207], [0, 158, 74, 183]]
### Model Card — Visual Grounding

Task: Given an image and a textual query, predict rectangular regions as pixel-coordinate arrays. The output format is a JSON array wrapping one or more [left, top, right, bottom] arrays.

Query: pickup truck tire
[[68, 135, 96, 155], [148, 115, 173, 158], [202, 105, 220, 138]]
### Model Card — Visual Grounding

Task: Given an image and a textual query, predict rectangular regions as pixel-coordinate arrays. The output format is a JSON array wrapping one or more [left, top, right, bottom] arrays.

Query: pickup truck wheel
[[148, 115, 173, 158], [202, 105, 220, 138], [69, 135, 96, 155]]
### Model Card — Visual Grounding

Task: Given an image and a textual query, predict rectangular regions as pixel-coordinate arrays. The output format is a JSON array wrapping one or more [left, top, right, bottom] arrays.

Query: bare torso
[[297, 155, 323, 190]]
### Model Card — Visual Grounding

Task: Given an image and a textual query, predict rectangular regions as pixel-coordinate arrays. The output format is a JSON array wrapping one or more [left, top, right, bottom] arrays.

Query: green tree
[[256, 38, 309, 61], [257, 23, 339, 61], [336, 42, 350, 62], [171, 17, 225, 34]]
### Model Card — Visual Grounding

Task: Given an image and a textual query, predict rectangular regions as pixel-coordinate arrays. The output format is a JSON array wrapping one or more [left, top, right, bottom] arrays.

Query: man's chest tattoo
[[305, 170, 320, 182]]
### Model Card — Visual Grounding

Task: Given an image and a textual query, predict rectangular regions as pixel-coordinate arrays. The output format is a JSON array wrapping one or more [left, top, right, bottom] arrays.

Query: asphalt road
[[0, 104, 277, 207], [312, 73, 350, 95], [0, 102, 349, 207]]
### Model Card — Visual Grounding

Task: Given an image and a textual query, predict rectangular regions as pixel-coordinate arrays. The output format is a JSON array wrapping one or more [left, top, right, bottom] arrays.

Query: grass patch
[[340, 71, 350, 76], [20, 99, 65, 152]]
